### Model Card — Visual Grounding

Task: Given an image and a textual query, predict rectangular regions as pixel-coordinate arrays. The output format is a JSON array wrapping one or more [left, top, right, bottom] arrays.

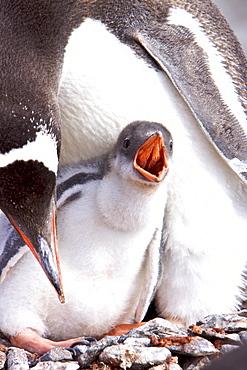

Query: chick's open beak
[[134, 133, 168, 182]]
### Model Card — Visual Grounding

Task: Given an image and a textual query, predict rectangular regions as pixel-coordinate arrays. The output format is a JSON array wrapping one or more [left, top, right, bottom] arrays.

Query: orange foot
[[10, 328, 85, 354], [105, 317, 186, 337], [106, 322, 146, 337]]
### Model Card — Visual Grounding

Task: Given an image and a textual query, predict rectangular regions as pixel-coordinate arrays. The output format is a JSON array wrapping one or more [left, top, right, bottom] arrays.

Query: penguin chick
[[0, 121, 173, 354]]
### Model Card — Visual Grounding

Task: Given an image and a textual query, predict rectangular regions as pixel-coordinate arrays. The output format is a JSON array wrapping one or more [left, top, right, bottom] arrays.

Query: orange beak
[[134, 133, 168, 182], [8, 209, 65, 304]]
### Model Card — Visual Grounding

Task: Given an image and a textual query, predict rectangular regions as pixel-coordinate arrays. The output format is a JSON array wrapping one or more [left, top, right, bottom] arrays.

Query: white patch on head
[[0, 131, 58, 173], [168, 7, 247, 133]]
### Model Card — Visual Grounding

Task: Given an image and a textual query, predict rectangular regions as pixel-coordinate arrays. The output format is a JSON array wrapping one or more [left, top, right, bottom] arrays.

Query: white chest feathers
[[52, 176, 166, 339]]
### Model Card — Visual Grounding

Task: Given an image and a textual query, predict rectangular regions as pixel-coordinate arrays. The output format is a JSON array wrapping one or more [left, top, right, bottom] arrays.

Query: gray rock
[[237, 309, 247, 318], [167, 366, 183, 370], [7, 347, 29, 370], [89, 335, 120, 349], [76, 336, 119, 355], [0, 351, 6, 369], [239, 330, 247, 344], [99, 343, 172, 369], [123, 337, 151, 346], [31, 361, 79, 370], [91, 363, 112, 370], [77, 351, 97, 368], [183, 356, 211, 370], [198, 314, 247, 332], [151, 336, 218, 357], [219, 344, 240, 355], [189, 325, 241, 345], [77, 336, 120, 367], [39, 347, 73, 362], [120, 318, 181, 341], [149, 363, 183, 370], [149, 356, 183, 369], [69, 345, 88, 357], [221, 333, 242, 345]]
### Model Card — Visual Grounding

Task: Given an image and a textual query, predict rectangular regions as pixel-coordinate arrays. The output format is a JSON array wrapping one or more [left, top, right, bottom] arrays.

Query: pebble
[[239, 330, 247, 344], [183, 356, 211, 370], [7, 348, 29, 370], [151, 336, 218, 356], [189, 325, 241, 343], [77, 336, 120, 367], [1, 312, 247, 369], [237, 309, 247, 318], [218, 344, 240, 355], [99, 343, 172, 369], [119, 318, 182, 341], [0, 351, 6, 369], [39, 347, 74, 362], [146, 359, 182, 370], [198, 313, 247, 332], [32, 361, 79, 370], [123, 337, 151, 346]]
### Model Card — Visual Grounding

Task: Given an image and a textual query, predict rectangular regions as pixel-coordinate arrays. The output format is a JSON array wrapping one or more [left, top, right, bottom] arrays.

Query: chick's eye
[[169, 140, 173, 152], [123, 138, 130, 149]]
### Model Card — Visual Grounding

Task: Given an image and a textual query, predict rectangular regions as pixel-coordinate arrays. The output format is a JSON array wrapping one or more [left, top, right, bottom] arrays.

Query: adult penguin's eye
[[123, 138, 130, 149]]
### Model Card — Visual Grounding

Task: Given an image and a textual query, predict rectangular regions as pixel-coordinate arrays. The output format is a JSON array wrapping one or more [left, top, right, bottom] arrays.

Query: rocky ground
[[1, 311, 247, 369]]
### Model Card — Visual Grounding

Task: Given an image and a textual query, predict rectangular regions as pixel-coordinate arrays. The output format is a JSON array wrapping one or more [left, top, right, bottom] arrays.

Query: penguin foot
[[10, 328, 85, 354], [105, 318, 185, 338], [106, 322, 146, 337]]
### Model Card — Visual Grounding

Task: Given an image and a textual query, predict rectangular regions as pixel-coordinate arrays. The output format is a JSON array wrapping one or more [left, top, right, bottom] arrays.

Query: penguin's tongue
[[134, 134, 168, 182]]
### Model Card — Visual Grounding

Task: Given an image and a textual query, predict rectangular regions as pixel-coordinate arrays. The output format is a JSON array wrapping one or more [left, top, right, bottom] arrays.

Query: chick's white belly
[[46, 265, 142, 340], [46, 189, 160, 339], [46, 233, 151, 341], [49, 202, 157, 339], [0, 233, 147, 341]]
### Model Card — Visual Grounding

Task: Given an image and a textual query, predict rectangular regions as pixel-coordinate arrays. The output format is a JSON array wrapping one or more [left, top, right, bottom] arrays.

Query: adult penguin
[[58, 0, 247, 326], [0, 1, 68, 302]]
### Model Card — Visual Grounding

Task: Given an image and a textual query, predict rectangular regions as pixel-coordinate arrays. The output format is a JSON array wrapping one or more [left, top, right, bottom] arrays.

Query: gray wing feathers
[[136, 24, 247, 182]]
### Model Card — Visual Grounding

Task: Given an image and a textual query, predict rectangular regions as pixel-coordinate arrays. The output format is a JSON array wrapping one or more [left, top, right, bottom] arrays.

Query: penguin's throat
[[134, 135, 168, 182]]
